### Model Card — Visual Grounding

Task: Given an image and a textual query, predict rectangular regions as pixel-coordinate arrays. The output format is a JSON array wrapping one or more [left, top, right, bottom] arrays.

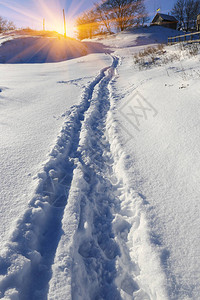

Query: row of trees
[[0, 16, 16, 32], [76, 0, 149, 39], [171, 0, 200, 31]]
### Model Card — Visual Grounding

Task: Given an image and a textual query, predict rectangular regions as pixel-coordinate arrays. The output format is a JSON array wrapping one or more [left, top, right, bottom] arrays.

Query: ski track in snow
[[0, 55, 167, 300], [48, 55, 167, 300]]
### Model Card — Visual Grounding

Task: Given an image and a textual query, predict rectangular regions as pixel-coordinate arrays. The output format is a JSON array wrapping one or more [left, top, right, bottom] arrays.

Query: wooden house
[[151, 13, 178, 30], [197, 14, 200, 31]]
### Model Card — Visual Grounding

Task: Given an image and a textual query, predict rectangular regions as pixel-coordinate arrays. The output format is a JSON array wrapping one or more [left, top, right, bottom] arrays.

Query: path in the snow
[[48, 56, 167, 300], [0, 55, 167, 300], [0, 58, 111, 300]]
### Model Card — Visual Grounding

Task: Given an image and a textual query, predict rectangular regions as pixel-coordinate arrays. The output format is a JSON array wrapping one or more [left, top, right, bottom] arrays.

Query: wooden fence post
[[63, 9, 66, 38]]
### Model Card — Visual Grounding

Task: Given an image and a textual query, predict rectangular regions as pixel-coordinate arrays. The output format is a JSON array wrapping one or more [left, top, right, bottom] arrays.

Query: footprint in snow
[[121, 275, 139, 295], [97, 234, 120, 260], [78, 239, 99, 258]]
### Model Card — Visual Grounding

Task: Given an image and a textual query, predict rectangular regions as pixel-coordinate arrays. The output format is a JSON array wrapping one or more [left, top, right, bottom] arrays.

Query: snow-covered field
[[0, 26, 200, 299]]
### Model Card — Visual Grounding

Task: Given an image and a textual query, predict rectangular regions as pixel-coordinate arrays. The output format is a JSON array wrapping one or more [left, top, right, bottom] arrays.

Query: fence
[[168, 31, 200, 45]]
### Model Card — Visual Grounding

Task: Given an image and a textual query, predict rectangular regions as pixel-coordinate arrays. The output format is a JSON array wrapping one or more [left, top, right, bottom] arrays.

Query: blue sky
[[0, 0, 176, 35]]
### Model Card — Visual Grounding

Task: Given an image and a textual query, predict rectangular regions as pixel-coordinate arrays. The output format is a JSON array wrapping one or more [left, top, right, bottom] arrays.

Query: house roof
[[152, 13, 178, 23]]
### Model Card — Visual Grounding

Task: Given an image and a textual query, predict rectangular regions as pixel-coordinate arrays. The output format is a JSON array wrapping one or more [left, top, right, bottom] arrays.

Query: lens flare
[[0, 0, 88, 37]]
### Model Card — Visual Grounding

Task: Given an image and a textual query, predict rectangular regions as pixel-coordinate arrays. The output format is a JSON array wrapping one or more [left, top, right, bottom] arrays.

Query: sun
[[43, 16, 75, 38], [51, 22, 75, 38], [0, 0, 77, 38], [36, 1, 77, 38]]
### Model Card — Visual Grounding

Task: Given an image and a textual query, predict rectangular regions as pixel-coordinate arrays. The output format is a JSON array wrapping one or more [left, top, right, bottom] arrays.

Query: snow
[[0, 31, 111, 63], [91, 26, 180, 53], [0, 53, 111, 246], [108, 41, 200, 299], [0, 26, 200, 299]]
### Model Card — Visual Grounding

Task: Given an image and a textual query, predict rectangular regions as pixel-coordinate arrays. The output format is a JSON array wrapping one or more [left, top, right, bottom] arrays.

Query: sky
[[0, 0, 176, 36]]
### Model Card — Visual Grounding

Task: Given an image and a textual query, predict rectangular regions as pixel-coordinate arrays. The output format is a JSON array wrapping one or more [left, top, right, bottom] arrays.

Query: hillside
[[0, 29, 110, 63]]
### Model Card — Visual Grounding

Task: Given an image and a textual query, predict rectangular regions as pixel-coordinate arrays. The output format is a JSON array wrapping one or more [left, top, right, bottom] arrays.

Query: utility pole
[[43, 18, 45, 31], [63, 9, 66, 38]]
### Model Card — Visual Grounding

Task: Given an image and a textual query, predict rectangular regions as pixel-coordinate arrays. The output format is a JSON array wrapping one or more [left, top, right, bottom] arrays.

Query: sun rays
[[0, 0, 88, 37]]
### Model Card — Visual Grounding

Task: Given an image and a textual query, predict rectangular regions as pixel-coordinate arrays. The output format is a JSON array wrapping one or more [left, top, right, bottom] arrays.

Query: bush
[[133, 43, 200, 70], [133, 44, 166, 69]]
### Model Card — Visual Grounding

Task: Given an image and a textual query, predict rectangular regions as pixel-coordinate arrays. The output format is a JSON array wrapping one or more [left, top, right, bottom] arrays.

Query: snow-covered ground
[[0, 30, 110, 63], [0, 26, 200, 299]]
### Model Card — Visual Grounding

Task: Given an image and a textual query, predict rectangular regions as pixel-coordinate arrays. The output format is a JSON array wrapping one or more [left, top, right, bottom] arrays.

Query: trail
[[0, 55, 167, 300], [0, 59, 111, 300], [48, 55, 167, 300]]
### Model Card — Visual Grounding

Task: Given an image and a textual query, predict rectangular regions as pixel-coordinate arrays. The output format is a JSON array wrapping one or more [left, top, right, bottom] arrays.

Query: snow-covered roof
[[152, 13, 178, 23]]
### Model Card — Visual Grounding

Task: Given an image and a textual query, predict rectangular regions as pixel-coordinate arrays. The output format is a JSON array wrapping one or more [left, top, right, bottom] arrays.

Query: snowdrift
[[0, 32, 111, 64], [94, 26, 180, 49]]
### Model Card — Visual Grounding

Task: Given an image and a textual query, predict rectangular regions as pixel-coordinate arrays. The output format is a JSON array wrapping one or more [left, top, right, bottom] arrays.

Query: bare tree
[[95, 0, 113, 34], [134, 0, 149, 26], [0, 16, 16, 32], [171, 0, 185, 28], [6, 21, 16, 30], [171, 0, 200, 30], [76, 0, 148, 39], [76, 9, 100, 40], [96, 0, 148, 32], [0, 16, 7, 32], [185, 0, 200, 30]]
